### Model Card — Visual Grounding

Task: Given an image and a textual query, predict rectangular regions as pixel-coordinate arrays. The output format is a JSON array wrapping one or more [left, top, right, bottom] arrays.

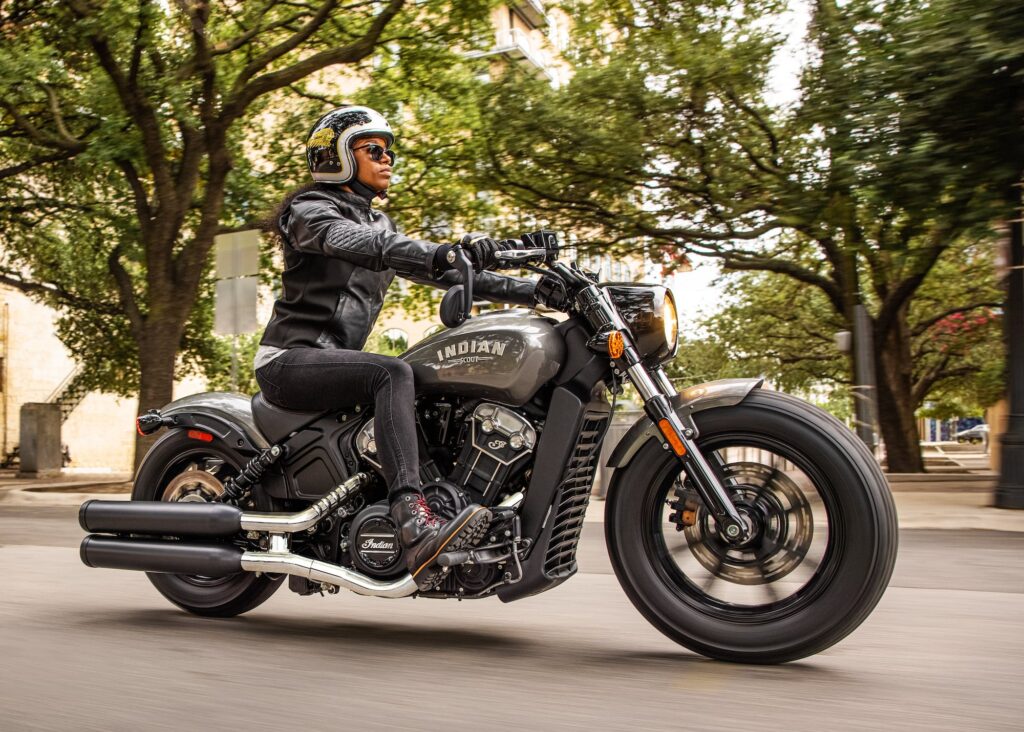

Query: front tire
[[132, 430, 283, 617], [606, 390, 898, 663]]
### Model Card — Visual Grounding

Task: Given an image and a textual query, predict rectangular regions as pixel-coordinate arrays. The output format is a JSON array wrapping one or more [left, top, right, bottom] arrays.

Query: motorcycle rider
[[255, 106, 537, 590]]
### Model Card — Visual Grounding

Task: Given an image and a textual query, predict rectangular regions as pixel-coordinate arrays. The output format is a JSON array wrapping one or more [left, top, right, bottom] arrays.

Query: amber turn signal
[[657, 419, 687, 456], [607, 330, 625, 359]]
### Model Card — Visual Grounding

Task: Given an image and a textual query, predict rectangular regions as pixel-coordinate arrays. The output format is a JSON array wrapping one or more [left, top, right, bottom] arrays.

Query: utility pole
[[852, 304, 879, 453], [835, 303, 880, 455], [995, 181, 1024, 509]]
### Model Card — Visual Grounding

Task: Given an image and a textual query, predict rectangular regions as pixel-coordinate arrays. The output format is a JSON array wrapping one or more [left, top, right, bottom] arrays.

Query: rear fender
[[158, 392, 269, 454], [605, 378, 764, 469]]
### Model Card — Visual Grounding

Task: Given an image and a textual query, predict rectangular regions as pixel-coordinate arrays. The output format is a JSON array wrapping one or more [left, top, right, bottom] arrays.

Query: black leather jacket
[[260, 186, 537, 351]]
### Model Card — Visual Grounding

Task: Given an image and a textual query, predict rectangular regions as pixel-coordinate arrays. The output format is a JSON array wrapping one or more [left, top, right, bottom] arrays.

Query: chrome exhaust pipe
[[79, 534, 418, 597], [238, 473, 370, 533], [80, 473, 420, 597], [241, 543, 418, 598], [80, 473, 371, 537]]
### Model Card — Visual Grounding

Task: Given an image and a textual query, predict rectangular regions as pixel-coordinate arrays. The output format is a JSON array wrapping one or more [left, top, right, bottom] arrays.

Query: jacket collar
[[328, 185, 374, 209]]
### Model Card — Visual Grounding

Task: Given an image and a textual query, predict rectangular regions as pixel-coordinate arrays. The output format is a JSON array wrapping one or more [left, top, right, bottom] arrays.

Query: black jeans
[[255, 348, 419, 498]]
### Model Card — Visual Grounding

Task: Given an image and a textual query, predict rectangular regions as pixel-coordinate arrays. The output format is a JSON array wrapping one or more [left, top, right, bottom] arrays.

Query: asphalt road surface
[[1, 507, 1022, 731]]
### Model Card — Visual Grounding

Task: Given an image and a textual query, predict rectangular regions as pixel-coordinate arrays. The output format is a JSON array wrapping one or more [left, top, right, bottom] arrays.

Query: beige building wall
[[0, 285, 206, 472]]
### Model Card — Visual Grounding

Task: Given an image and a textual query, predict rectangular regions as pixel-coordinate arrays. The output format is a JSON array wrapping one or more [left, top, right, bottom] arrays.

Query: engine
[[356, 401, 537, 505], [449, 403, 536, 503], [338, 400, 538, 596], [344, 481, 470, 581]]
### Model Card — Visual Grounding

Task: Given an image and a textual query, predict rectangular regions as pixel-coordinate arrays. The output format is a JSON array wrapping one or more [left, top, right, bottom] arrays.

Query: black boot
[[390, 492, 491, 590]]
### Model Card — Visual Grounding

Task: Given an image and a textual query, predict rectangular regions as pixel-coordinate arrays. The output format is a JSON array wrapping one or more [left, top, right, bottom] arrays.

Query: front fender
[[159, 392, 269, 452], [605, 378, 764, 469]]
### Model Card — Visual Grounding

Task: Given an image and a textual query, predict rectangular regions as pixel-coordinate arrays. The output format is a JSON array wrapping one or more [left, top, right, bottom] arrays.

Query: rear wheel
[[132, 430, 283, 617], [606, 390, 898, 663]]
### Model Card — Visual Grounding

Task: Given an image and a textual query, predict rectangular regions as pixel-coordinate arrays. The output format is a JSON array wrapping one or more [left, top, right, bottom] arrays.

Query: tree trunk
[[133, 321, 183, 473], [874, 310, 925, 473]]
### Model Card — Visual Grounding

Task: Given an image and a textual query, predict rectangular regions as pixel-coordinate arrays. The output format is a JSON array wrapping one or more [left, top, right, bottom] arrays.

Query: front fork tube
[[636, 366, 748, 543], [574, 283, 747, 542]]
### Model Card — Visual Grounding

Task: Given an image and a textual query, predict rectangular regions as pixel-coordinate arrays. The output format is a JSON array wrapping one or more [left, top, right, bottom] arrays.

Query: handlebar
[[493, 248, 548, 265], [440, 230, 563, 328]]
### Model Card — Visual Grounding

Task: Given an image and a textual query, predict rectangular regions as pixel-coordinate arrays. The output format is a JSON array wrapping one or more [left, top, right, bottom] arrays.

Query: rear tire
[[132, 430, 283, 617], [606, 390, 898, 663]]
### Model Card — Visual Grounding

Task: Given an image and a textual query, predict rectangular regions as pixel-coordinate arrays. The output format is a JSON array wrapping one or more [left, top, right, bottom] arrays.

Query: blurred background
[[0, 1, 1021, 729]]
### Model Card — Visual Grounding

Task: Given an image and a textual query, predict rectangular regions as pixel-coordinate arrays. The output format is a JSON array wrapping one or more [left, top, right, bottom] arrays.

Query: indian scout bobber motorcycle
[[78, 232, 898, 664]]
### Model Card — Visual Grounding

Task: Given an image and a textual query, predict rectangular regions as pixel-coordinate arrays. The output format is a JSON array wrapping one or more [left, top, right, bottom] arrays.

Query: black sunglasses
[[352, 143, 396, 165]]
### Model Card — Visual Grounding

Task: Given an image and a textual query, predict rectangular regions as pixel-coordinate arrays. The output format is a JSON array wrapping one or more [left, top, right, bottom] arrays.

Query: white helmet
[[306, 105, 395, 185]]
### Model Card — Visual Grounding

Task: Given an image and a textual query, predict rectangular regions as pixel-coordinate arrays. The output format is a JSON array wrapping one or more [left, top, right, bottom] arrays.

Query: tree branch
[[230, 0, 340, 92], [716, 251, 846, 314], [0, 271, 121, 316], [67, 1, 177, 212], [107, 245, 146, 339], [115, 158, 153, 237], [875, 237, 948, 337], [912, 301, 1002, 338], [224, 0, 406, 120], [0, 150, 78, 181], [0, 100, 87, 152]]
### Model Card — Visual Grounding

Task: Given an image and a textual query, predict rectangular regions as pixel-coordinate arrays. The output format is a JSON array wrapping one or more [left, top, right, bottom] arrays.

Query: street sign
[[214, 277, 259, 335], [213, 230, 261, 337], [214, 230, 260, 279]]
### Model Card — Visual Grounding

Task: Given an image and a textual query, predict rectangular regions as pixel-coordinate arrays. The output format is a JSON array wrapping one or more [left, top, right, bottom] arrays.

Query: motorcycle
[[78, 231, 897, 664]]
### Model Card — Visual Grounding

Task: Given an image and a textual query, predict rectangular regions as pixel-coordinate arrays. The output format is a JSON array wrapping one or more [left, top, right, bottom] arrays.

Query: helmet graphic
[[306, 106, 394, 184]]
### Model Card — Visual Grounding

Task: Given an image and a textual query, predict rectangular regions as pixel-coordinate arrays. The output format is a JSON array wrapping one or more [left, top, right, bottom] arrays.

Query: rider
[[255, 106, 537, 590]]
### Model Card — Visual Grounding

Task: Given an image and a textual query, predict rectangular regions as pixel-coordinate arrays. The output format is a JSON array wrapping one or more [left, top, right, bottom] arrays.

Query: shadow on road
[[70, 606, 852, 681]]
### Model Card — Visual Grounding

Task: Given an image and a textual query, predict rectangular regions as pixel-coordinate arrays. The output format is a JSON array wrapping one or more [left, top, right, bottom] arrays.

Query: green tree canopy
[[0, 0, 495, 465], [472, 0, 1023, 471]]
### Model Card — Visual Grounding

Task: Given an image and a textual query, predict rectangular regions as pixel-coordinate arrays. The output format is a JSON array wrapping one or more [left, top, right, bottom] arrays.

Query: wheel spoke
[[757, 563, 781, 603], [753, 467, 781, 501], [698, 557, 723, 594]]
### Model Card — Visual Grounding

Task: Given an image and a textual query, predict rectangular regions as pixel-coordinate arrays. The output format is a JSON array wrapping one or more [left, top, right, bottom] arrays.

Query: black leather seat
[[251, 393, 326, 445]]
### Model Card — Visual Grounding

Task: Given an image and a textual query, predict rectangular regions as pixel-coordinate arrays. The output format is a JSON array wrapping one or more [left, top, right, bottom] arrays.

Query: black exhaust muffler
[[80, 535, 243, 576], [79, 499, 242, 537]]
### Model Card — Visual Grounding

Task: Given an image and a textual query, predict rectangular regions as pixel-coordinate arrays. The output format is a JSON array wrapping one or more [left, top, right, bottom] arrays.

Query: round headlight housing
[[603, 284, 679, 364]]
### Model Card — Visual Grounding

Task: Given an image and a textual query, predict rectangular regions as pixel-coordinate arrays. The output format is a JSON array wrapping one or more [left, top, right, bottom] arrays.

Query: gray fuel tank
[[401, 310, 565, 406]]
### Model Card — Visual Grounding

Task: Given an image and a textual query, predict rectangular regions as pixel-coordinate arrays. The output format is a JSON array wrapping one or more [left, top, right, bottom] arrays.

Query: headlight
[[603, 284, 678, 363], [662, 290, 679, 359]]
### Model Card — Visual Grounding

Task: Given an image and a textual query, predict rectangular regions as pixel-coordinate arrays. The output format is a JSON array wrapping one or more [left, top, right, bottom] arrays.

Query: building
[[0, 285, 205, 471]]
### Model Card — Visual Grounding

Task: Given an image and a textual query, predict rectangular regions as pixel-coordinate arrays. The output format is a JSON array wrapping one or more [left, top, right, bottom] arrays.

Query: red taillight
[[187, 429, 214, 442]]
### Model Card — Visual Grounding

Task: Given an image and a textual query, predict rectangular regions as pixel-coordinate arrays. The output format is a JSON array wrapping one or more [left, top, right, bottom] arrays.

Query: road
[[1, 507, 1022, 731]]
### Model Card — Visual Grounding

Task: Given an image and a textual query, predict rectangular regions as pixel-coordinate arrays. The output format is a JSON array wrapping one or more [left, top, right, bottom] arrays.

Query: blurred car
[[955, 424, 989, 445]]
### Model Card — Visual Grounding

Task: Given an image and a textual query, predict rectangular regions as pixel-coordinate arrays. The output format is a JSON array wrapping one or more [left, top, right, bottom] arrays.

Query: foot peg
[[436, 550, 471, 567]]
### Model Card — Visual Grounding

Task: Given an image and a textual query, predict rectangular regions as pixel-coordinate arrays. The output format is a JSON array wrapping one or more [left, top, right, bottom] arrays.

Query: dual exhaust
[[79, 473, 418, 598]]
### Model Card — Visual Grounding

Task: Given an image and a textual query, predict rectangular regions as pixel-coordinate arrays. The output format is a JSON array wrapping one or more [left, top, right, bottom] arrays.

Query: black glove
[[534, 271, 569, 311], [458, 233, 521, 272]]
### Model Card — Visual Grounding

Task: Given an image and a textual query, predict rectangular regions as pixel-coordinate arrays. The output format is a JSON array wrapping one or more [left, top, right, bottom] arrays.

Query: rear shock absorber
[[215, 445, 285, 504]]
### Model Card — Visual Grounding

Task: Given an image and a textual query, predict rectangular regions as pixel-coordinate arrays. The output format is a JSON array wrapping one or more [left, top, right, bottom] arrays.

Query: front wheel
[[132, 430, 283, 617], [606, 390, 898, 664]]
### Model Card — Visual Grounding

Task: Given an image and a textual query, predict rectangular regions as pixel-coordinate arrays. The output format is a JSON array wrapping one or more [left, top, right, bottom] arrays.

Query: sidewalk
[[1, 469, 1021, 532]]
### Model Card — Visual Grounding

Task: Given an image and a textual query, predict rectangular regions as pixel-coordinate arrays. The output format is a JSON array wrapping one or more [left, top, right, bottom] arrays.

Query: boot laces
[[413, 495, 442, 528]]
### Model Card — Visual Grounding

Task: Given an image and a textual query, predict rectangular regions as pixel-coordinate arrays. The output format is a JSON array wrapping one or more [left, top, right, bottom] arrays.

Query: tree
[[0, 0, 493, 466], [676, 238, 1003, 426], [473, 0, 1022, 471]]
